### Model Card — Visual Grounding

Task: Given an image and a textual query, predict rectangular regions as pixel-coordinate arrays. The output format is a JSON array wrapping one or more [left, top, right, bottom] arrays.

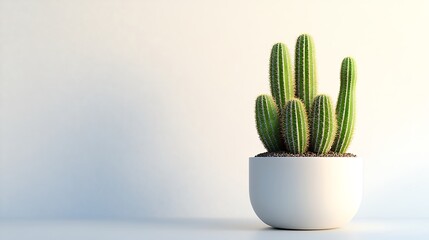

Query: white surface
[[1, 219, 429, 240], [250, 157, 362, 229], [1, 0, 429, 219]]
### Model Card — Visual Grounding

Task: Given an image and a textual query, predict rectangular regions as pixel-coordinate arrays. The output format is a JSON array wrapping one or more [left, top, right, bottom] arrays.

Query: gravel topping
[[255, 151, 356, 158]]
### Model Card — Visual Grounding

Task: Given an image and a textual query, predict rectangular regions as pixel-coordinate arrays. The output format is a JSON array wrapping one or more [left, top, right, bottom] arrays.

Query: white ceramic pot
[[249, 157, 362, 230]]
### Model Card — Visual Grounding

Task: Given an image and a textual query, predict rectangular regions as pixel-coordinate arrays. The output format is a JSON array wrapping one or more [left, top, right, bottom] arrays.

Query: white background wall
[[0, 0, 428, 219]]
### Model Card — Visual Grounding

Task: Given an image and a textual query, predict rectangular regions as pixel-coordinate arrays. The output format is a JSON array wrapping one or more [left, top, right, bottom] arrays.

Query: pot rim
[[250, 156, 360, 160]]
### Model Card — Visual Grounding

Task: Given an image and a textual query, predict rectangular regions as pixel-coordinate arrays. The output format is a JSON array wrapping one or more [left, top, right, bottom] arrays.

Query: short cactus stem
[[282, 99, 309, 154], [310, 94, 337, 154], [270, 43, 294, 109], [255, 95, 284, 152], [332, 57, 357, 153], [295, 34, 317, 112]]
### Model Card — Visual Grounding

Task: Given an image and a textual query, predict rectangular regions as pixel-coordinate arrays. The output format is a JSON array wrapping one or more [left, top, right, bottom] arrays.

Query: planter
[[249, 157, 362, 230]]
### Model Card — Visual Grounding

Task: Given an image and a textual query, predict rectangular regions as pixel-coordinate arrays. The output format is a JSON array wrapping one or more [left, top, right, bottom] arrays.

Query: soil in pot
[[255, 151, 356, 158]]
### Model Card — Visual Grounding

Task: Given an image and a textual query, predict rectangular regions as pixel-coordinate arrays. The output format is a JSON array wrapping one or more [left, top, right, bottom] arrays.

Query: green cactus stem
[[282, 99, 309, 154], [295, 34, 317, 111], [255, 95, 283, 152], [270, 43, 294, 109], [310, 94, 337, 154], [332, 57, 357, 153]]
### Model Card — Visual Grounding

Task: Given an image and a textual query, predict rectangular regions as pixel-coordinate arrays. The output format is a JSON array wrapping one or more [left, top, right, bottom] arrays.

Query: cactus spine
[[332, 57, 356, 153], [310, 95, 337, 154], [255, 95, 283, 152], [270, 43, 294, 109], [295, 34, 317, 111], [282, 99, 309, 154]]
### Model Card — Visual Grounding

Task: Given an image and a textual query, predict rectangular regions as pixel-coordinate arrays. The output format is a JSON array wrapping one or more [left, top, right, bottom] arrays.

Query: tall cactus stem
[[270, 43, 294, 109], [295, 34, 317, 111], [281, 99, 309, 154], [332, 57, 357, 153], [255, 95, 284, 152], [310, 94, 337, 154]]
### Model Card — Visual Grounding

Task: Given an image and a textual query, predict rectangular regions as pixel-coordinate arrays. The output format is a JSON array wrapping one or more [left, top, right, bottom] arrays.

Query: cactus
[[331, 57, 357, 153], [282, 99, 309, 154], [295, 34, 317, 111], [255, 95, 284, 152], [270, 43, 294, 109], [255, 34, 357, 155], [310, 94, 337, 154]]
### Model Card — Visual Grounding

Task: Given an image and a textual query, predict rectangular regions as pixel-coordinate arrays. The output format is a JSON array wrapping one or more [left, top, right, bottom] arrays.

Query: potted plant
[[250, 34, 361, 230]]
